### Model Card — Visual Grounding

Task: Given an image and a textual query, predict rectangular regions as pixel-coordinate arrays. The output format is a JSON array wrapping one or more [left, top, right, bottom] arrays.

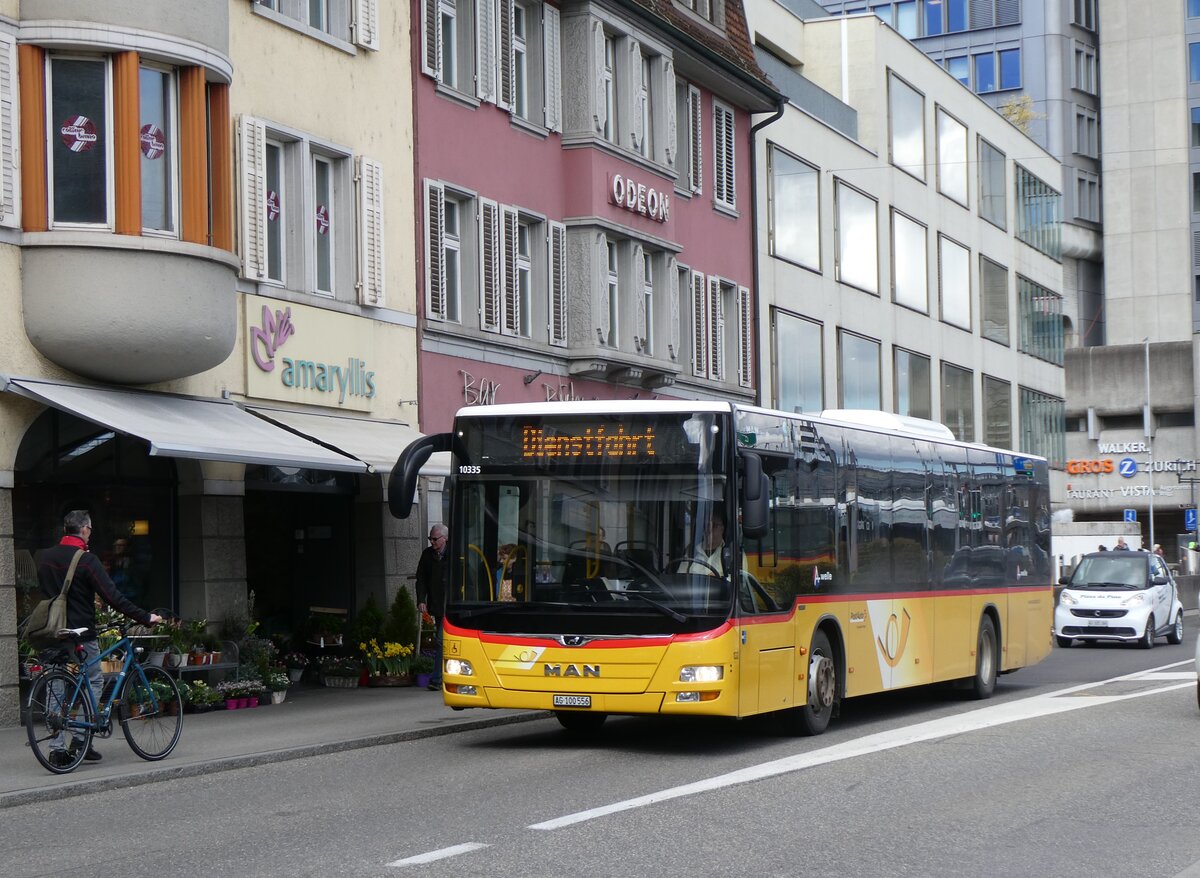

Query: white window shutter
[[543, 4, 562, 133], [479, 198, 501, 332], [548, 221, 567, 346], [737, 285, 752, 388], [422, 0, 440, 78], [353, 0, 380, 51], [667, 256, 680, 361], [476, 0, 497, 103], [691, 271, 707, 378], [357, 157, 386, 306], [593, 20, 607, 136], [0, 31, 17, 229], [424, 180, 445, 319], [501, 205, 519, 334], [597, 233, 611, 346], [688, 85, 702, 194], [709, 276, 724, 380], [629, 40, 643, 151], [633, 245, 647, 350], [498, 0, 514, 111], [662, 58, 676, 170], [713, 103, 735, 207], [238, 115, 268, 281]]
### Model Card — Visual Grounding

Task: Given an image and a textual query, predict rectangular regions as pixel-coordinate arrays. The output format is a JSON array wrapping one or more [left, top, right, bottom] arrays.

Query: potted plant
[[241, 678, 266, 708], [412, 654, 436, 689], [383, 588, 419, 651], [282, 651, 310, 683], [318, 654, 362, 688], [264, 669, 290, 704], [362, 639, 414, 686], [186, 680, 223, 712], [215, 679, 247, 709]]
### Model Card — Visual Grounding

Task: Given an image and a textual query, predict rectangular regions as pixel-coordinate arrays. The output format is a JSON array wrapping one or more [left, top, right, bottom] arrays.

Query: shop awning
[[246, 406, 436, 476], [2, 377, 367, 472]]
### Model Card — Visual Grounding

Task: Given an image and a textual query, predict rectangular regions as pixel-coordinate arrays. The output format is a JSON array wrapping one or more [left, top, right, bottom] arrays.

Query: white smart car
[[1055, 550, 1184, 648]]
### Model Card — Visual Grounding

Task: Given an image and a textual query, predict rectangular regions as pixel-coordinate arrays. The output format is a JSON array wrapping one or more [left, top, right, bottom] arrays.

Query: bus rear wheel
[[781, 629, 837, 736], [554, 711, 607, 734], [969, 616, 998, 700]]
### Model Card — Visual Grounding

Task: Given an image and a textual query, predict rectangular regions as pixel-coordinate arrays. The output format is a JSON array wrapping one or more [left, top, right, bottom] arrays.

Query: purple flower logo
[[250, 306, 295, 372]]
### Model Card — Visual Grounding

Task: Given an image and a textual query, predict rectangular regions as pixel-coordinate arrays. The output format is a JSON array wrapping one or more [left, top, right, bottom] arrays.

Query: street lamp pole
[[1145, 339, 1155, 551]]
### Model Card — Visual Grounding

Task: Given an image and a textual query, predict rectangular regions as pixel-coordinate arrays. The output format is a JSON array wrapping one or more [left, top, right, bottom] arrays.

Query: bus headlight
[[445, 658, 474, 676], [680, 665, 723, 683]]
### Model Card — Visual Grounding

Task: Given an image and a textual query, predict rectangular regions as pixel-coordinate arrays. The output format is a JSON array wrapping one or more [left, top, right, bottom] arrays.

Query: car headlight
[[444, 658, 474, 676], [1120, 593, 1147, 607], [1060, 591, 1078, 606], [680, 665, 723, 683]]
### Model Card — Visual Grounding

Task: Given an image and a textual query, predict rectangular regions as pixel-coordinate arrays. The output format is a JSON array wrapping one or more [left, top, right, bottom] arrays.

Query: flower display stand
[[322, 675, 359, 689]]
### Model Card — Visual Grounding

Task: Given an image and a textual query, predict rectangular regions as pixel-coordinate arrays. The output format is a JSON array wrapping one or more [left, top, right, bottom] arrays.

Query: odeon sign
[[610, 174, 670, 222]]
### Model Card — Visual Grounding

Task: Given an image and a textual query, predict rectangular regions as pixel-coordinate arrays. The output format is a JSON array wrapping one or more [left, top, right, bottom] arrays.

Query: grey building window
[[768, 146, 820, 271], [892, 210, 928, 312], [974, 53, 995, 93], [936, 107, 968, 206], [983, 375, 1012, 449], [1019, 387, 1065, 468], [978, 138, 1006, 229], [835, 180, 879, 295], [889, 73, 925, 181], [1071, 0, 1096, 31], [938, 234, 971, 330], [1075, 170, 1100, 223], [1018, 276, 1064, 365], [894, 347, 931, 420], [941, 362, 974, 443], [945, 55, 968, 87], [1015, 165, 1061, 260], [1191, 0, 1200, 18], [774, 310, 824, 414], [980, 255, 1009, 346], [1075, 107, 1098, 157], [1075, 43, 1097, 93], [1191, 107, 1200, 148], [1193, 172, 1200, 213], [838, 330, 881, 410]]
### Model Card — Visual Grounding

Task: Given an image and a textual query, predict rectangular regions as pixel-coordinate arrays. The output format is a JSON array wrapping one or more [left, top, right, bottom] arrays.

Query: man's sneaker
[[427, 682, 441, 691], [48, 750, 73, 768], [81, 746, 102, 762]]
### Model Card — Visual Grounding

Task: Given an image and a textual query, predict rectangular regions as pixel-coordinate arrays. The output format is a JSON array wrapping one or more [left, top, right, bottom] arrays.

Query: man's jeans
[[430, 618, 443, 686], [50, 639, 103, 752]]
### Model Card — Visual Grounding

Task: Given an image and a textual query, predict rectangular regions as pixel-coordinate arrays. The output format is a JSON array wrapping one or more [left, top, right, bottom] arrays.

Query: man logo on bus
[[544, 664, 600, 677], [877, 608, 912, 668]]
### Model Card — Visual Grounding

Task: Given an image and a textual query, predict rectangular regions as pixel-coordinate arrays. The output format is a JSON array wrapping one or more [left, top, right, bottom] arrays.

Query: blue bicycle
[[25, 626, 183, 773]]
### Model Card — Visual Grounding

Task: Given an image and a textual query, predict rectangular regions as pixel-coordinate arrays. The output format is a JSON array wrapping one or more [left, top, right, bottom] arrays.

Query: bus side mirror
[[388, 433, 452, 519], [739, 451, 769, 539]]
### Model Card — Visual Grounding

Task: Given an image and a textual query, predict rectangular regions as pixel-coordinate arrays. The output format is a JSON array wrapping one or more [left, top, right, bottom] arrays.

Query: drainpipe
[[749, 96, 786, 406]]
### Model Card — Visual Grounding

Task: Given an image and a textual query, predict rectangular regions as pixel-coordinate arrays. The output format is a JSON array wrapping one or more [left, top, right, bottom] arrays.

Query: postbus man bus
[[389, 400, 1052, 735]]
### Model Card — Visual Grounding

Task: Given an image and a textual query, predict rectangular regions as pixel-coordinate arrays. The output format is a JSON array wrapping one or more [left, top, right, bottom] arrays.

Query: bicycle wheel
[[119, 665, 182, 760], [25, 669, 94, 774]]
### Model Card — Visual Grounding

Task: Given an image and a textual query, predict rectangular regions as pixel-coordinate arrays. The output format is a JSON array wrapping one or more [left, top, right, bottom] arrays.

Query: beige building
[[746, 3, 1065, 471], [0, 0, 420, 725]]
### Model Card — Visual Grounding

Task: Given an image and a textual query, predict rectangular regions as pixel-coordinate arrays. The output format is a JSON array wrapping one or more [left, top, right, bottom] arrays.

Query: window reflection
[[51, 58, 108, 225], [139, 66, 174, 233], [775, 311, 823, 414], [839, 331, 881, 410], [769, 148, 820, 270], [836, 181, 878, 294]]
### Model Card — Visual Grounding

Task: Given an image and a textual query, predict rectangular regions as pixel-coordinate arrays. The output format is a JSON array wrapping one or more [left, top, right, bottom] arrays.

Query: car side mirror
[[1058, 576, 1070, 585], [1151, 574, 1168, 586]]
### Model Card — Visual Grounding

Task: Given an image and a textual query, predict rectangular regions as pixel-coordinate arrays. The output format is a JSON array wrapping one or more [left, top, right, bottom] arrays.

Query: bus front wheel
[[969, 616, 998, 700], [781, 629, 837, 736]]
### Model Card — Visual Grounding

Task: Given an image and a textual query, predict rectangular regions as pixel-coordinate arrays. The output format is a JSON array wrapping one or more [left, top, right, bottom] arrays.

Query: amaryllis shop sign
[[610, 174, 669, 222], [245, 296, 377, 409]]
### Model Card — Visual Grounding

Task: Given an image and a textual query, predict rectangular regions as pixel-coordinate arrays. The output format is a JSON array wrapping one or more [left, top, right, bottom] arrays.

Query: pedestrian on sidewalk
[[415, 523, 448, 691], [36, 510, 162, 767]]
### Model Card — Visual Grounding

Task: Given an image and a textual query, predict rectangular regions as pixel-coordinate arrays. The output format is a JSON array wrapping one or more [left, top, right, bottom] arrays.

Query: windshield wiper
[[454, 603, 533, 619], [1077, 581, 1138, 590], [621, 590, 688, 623]]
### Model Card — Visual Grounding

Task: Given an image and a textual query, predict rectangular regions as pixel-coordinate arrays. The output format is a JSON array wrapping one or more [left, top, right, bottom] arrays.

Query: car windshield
[[1069, 556, 1147, 590]]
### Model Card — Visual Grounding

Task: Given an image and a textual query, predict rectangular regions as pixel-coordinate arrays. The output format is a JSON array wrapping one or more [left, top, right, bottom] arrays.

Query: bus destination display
[[522, 424, 656, 460]]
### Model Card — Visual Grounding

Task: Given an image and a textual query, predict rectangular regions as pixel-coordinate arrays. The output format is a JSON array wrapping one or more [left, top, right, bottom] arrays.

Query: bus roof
[[453, 399, 733, 418]]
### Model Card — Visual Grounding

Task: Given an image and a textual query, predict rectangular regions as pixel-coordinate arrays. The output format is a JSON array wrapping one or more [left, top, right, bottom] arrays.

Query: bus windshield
[[446, 410, 734, 635]]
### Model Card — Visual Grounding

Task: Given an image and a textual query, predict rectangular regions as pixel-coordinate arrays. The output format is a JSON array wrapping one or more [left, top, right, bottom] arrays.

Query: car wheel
[[1139, 615, 1156, 650], [1168, 612, 1184, 645], [1055, 634, 1073, 648]]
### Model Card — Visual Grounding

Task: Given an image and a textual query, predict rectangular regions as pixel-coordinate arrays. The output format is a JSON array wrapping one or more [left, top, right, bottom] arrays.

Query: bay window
[[139, 65, 176, 235], [50, 57, 110, 227]]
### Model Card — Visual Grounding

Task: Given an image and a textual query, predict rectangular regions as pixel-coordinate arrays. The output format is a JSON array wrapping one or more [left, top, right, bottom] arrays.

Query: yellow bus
[[390, 401, 1052, 735]]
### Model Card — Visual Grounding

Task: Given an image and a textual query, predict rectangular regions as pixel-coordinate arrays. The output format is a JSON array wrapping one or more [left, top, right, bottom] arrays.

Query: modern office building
[[0, 0, 420, 725], [745, 1, 1065, 471]]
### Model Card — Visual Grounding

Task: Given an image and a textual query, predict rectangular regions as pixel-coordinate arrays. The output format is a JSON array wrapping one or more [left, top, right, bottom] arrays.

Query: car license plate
[[553, 695, 591, 708], [1087, 620, 1107, 627]]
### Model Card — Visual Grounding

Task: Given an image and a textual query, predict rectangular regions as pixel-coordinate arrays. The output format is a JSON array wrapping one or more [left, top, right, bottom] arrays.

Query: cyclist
[[36, 510, 162, 767]]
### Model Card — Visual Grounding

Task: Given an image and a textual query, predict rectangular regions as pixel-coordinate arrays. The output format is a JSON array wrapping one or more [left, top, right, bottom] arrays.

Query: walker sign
[[244, 295, 377, 411]]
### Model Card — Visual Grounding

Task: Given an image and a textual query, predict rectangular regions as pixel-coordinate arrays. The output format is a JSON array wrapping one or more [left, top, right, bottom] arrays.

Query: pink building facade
[[412, 0, 779, 433]]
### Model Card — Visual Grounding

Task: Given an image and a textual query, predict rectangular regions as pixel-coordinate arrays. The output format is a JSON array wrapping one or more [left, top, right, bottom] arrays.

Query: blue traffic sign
[[1123, 509, 1138, 523], [1187, 508, 1198, 532]]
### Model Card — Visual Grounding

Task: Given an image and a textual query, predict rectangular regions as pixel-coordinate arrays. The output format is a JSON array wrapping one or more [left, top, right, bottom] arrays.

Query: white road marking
[[528, 658, 1195, 831], [1133, 671, 1196, 681], [387, 843, 489, 867]]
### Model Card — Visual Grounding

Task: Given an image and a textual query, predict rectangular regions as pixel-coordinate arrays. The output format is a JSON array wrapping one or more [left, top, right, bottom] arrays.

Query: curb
[[0, 710, 552, 809]]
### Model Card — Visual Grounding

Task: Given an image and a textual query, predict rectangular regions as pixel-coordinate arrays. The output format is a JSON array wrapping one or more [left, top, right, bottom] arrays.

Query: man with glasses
[[35, 509, 162, 766], [415, 523, 449, 691]]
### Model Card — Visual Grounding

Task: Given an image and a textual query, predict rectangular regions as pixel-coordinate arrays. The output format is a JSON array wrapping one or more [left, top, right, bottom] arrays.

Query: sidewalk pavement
[[0, 682, 549, 809]]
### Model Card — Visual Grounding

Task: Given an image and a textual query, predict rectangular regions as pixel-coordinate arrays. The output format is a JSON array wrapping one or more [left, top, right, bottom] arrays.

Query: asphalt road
[[5, 631, 1199, 878]]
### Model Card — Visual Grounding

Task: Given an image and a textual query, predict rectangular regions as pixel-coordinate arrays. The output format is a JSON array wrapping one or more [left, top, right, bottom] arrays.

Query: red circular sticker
[[267, 191, 281, 222], [316, 205, 330, 235], [60, 115, 98, 153], [139, 124, 165, 159]]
